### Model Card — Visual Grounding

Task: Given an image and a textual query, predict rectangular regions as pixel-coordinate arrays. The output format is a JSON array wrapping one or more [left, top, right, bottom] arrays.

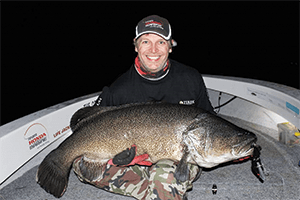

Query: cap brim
[[135, 32, 177, 47], [135, 31, 170, 40]]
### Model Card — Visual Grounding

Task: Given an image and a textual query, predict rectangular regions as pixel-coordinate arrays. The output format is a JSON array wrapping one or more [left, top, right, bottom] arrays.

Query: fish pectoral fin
[[174, 146, 189, 183], [78, 156, 107, 182]]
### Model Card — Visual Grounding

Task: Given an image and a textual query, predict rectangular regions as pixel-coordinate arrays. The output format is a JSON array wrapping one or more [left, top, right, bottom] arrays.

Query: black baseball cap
[[135, 15, 177, 46]]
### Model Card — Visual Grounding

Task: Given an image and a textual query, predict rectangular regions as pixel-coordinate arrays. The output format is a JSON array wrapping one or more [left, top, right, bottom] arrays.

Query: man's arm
[[94, 86, 113, 106], [196, 75, 215, 114]]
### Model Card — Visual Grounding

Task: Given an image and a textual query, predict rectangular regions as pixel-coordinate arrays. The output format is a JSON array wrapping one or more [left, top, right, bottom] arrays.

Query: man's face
[[135, 33, 172, 73]]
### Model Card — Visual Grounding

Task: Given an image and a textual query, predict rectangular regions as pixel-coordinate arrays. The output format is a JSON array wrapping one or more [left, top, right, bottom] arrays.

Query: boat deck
[[1, 116, 299, 200]]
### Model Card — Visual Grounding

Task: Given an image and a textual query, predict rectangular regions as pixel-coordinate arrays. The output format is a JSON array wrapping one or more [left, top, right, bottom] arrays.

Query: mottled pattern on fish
[[66, 104, 203, 163], [36, 103, 257, 198]]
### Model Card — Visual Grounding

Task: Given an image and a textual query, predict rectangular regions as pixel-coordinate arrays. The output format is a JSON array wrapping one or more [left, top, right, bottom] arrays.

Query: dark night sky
[[1, 2, 299, 125]]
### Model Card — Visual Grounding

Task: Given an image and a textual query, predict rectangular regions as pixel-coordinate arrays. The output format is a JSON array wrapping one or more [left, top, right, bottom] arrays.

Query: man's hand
[[108, 145, 152, 167]]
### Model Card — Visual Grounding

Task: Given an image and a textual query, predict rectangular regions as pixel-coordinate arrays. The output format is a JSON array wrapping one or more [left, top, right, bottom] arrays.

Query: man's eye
[[159, 41, 165, 45], [142, 41, 149, 44]]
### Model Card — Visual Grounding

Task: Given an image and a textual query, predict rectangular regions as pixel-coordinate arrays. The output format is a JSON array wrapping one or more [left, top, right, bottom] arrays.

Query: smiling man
[[74, 15, 214, 200], [134, 15, 173, 75], [135, 33, 171, 75], [97, 15, 213, 111]]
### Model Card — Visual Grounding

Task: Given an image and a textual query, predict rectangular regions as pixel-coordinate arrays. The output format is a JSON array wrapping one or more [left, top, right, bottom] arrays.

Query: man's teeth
[[147, 56, 160, 60]]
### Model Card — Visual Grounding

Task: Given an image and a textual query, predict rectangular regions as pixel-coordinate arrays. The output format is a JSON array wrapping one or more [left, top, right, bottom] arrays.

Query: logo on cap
[[145, 20, 164, 30]]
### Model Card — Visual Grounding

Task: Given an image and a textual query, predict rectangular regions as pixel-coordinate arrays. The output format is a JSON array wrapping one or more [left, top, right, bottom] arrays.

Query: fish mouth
[[232, 137, 257, 158], [244, 145, 255, 155], [232, 142, 261, 163]]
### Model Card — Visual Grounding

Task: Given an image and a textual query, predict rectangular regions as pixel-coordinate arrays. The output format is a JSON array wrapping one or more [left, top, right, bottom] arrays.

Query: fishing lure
[[251, 144, 268, 182]]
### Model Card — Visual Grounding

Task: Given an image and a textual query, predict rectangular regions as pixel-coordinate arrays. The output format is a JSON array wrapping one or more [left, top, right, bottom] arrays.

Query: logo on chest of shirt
[[179, 100, 195, 105]]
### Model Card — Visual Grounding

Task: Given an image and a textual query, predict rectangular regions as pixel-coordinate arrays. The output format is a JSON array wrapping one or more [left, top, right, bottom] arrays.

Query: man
[[73, 15, 214, 200]]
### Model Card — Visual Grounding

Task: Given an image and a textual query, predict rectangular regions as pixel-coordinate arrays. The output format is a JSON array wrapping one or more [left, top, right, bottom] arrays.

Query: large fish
[[36, 103, 257, 198]]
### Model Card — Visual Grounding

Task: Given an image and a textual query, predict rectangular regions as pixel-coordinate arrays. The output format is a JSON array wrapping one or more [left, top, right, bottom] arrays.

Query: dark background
[[1, 2, 299, 125]]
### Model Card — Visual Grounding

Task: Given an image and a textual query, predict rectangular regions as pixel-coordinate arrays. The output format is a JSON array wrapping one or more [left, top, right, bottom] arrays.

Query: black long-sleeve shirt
[[97, 59, 214, 113]]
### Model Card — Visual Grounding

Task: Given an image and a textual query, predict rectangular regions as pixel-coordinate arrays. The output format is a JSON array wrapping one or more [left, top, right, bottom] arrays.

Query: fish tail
[[36, 149, 72, 198]]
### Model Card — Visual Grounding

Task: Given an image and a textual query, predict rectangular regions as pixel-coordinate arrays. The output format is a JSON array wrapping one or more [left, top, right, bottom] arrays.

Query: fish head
[[184, 114, 257, 168]]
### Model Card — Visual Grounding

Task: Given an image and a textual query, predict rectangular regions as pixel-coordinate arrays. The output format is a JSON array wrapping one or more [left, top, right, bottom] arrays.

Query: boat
[[1, 75, 299, 200]]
